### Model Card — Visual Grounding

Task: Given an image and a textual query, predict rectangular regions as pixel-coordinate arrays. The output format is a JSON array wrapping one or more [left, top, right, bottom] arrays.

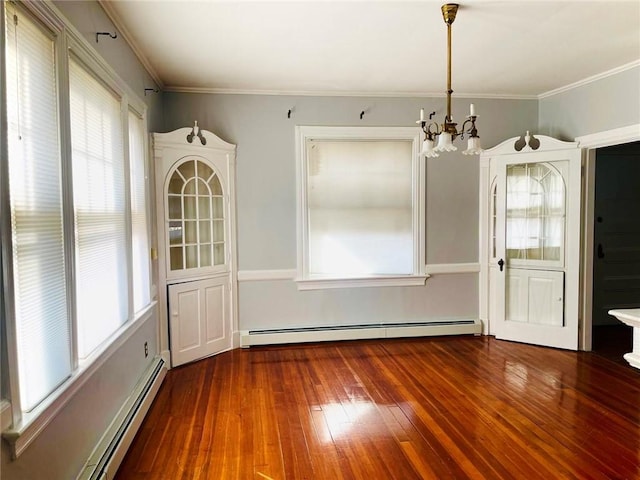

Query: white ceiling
[[102, 1, 640, 98]]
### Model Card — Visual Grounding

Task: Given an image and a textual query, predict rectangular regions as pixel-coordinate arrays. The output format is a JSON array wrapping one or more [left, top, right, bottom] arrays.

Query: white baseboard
[[76, 357, 167, 480], [160, 349, 171, 369], [240, 320, 482, 347]]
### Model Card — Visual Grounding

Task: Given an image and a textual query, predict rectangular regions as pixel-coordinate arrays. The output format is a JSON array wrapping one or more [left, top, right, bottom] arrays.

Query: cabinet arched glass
[[505, 162, 565, 265], [166, 158, 225, 272]]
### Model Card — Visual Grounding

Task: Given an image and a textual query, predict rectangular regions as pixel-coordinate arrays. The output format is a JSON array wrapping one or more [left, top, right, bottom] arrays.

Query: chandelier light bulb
[[434, 132, 457, 152], [462, 136, 483, 155], [421, 138, 439, 157]]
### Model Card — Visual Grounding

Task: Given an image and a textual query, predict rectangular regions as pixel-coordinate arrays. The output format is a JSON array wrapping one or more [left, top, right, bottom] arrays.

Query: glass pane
[[185, 245, 198, 269], [213, 219, 224, 242], [197, 178, 209, 196], [198, 196, 210, 218], [209, 174, 223, 195], [178, 160, 195, 180], [307, 140, 413, 275], [200, 244, 212, 267], [184, 178, 196, 195], [213, 197, 224, 219], [168, 174, 183, 194], [213, 243, 225, 265], [169, 221, 183, 245], [168, 196, 181, 219], [491, 183, 497, 259], [200, 221, 211, 243], [185, 221, 197, 244], [170, 247, 183, 270], [184, 196, 197, 219], [198, 161, 213, 182], [506, 162, 564, 262]]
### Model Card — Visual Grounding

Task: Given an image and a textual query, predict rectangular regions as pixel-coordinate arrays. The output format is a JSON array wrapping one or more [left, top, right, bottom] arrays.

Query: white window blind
[[128, 110, 151, 313], [5, 4, 72, 411], [307, 140, 413, 276], [69, 57, 128, 359]]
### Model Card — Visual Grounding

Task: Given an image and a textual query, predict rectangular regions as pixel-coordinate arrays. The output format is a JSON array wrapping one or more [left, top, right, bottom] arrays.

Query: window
[[296, 126, 426, 289], [70, 56, 128, 358], [2, 1, 153, 441], [5, 1, 71, 412], [129, 110, 151, 313]]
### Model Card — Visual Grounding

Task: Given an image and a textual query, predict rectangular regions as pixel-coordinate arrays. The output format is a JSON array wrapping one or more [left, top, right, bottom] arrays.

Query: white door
[[154, 126, 237, 367], [490, 135, 582, 350], [169, 276, 230, 366]]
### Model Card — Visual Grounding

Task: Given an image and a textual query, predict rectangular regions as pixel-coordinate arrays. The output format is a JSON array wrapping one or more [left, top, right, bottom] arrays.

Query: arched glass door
[[166, 158, 225, 273]]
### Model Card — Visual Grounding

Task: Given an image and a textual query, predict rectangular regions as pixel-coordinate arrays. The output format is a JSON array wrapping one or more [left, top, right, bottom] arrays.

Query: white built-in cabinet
[[480, 133, 582, 350], [153, 124, 238, 367]]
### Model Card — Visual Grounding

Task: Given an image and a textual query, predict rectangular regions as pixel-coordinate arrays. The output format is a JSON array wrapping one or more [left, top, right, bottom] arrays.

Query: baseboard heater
[[240, 319, 482, 347], [77, 357, 167, 480]]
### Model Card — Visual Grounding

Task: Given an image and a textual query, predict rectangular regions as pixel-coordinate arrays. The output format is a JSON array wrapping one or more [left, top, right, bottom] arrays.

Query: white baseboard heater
[[77, 357, 167, 480], [240, 319, 482, 347]]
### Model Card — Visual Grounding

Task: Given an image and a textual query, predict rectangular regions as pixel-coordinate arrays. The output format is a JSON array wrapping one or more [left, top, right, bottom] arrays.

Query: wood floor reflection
[[115, 336, 640, 479]]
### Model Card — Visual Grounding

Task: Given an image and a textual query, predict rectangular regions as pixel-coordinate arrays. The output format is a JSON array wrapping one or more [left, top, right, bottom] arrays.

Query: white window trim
[[1, 0, 155, 457], [295, 126, 427, 290]]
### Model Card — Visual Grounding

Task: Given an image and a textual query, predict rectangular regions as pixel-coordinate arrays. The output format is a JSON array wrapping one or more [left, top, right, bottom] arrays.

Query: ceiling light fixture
[[417, 4, 482, 157]]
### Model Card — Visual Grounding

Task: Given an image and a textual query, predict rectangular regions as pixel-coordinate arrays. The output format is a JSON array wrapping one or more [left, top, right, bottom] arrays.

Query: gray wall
[[1, 2, 162, 479], [163, 93, 537, 329], [538, 65, 640, 140]]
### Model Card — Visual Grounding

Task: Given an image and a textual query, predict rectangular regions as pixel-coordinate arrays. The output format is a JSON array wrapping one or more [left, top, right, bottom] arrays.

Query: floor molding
[[76, 357, 167, 480], [240, 320, 482, 347]]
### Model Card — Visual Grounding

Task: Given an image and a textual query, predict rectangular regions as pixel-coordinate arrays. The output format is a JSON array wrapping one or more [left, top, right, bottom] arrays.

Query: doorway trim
[[576, 124, 640, 350]]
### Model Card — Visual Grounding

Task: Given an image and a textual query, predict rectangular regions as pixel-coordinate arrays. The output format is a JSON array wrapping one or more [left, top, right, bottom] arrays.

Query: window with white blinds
[[296, 127, 425, 288], [5, 4, 72, 412], [69, 57, 129, 359], [307, 140, 414, 276], [3, 1, 154, 429], [129, 110, 151, 313]]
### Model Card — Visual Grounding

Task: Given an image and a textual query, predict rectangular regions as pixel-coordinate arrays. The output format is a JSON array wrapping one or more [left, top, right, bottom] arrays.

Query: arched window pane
[[506, 163, 565, 262], [167, 160, 225, 270]]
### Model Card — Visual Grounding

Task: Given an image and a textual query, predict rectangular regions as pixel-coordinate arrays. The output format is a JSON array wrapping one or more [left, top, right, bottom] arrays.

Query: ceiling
[[102, 1, 640, 98]]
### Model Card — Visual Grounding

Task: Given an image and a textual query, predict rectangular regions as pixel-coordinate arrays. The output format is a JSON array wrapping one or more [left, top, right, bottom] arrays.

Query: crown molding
[[575, 124, 640, 149], [98, 0, 164, 90], [538, 60, 640, 100], [163, 85, 538, 100]]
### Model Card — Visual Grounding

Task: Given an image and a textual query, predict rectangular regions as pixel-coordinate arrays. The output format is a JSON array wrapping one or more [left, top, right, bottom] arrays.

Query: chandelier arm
[[421, 121, 442, 138], [459, 119, 471, 140]]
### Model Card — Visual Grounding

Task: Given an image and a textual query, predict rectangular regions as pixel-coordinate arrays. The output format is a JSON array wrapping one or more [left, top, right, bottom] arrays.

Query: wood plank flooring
[[115, 336, 640, 479]]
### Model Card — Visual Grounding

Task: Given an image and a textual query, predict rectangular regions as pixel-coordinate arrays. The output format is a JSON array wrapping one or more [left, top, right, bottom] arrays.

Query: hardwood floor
[[115, 336, 640, 479]]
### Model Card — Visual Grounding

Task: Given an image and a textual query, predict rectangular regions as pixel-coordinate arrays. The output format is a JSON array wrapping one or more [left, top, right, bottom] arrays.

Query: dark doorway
[[591, 141, 640, 364]]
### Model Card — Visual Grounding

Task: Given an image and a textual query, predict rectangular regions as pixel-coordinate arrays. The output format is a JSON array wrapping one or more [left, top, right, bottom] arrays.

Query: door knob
[[498, 258, 505, 272], [597, 244, 605, 259]]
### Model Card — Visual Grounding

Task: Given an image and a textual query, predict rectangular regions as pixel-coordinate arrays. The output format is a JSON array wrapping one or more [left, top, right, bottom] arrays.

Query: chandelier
[[417, 4, 482, 157]]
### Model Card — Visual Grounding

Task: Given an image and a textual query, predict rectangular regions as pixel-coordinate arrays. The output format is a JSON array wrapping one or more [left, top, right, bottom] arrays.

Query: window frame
[[0, 0, 156, 457], [295, 126, 427, 290]]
